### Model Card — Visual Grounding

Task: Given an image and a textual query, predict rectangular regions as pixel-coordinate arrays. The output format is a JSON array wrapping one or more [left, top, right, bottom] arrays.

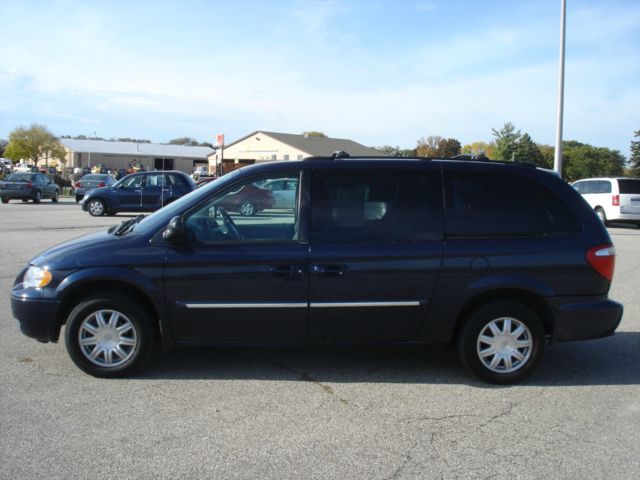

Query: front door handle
[[312, 264, 348, 277], [269, 265, 303, 278]]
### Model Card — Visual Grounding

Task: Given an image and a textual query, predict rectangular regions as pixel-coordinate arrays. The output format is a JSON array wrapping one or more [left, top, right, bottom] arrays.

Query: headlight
[[23, 266, 53, 288]]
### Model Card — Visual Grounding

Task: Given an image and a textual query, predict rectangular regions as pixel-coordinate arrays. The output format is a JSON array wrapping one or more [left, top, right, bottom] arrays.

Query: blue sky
[[1, 0, 638, 156]]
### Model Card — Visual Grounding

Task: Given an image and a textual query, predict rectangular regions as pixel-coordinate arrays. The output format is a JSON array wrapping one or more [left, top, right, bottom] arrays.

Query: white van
[[572, 177, 640, 226]]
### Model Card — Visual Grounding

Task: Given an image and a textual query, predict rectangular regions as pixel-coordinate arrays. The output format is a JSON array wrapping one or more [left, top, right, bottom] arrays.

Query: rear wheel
[[33, 190, 42, 203], [595, 207, 608, 226], [87, 198, 106, 216], [458, 301, 545, 384], [51, 190, 59, 203], [64, 294, 154, 377], [1, 198, 8, 204], [75, 194, 81, 203]]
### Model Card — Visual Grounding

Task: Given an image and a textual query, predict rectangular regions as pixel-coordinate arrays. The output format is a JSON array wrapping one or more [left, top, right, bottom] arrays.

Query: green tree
[[629, 130, 640, 177], [491, 122, 521, 161], [376, 145, 416, 157], [4, 124, 66, 165], [169, 137, 200, 146], [416, 135, 442, 156], [437, 138, 461, 158], [513, 133, 546, 167], [0, 138, 7, 158], [538, 144, 555, 169], [462, 141, 496, 159], [563, 141, 626, 181], [302, 131, 327, 138]]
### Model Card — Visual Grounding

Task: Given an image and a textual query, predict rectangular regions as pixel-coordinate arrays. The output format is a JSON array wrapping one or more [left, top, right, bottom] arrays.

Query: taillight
[[75, 182, 81, 188], [97, 182, 105, 187], [26, 181, 33, 188], [586, 244, 616, 281], [612, 195, 620, 206]]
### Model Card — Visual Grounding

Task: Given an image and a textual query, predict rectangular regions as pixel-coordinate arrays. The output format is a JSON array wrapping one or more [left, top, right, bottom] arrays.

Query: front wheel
[[1, 197, 8, 204], [457, 301, 545, 384], [87, 198, 106, 216], [64, 294, 154, 377], [239, 202, 256, 216]]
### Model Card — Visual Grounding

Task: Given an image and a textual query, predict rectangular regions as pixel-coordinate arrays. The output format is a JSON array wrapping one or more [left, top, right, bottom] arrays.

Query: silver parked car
[[74, 174, 116, 203]]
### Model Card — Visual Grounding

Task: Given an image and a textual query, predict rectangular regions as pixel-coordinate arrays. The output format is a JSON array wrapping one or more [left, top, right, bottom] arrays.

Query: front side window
[[121, 175, 143, 189], [311, 168, 443, 243], [184, 171, 300, 244]]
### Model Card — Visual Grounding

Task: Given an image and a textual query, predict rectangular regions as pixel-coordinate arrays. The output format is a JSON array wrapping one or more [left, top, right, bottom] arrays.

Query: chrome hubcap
[[240, 203, 254, 215], [89, 201, 104, 215], [78, 309, 137, 367], [477, 317, 532, 373]]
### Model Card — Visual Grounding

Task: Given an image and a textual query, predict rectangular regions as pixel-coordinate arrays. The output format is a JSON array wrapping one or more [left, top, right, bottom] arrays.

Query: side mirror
[[163, 216, 187, 244]]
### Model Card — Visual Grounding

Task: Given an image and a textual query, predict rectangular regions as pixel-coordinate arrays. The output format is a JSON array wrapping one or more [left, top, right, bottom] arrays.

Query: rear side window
[[618, 179, 640, 194], [311, 169, 443, 243], [444, 170, 581, 237], [582, 181, 611, 194]]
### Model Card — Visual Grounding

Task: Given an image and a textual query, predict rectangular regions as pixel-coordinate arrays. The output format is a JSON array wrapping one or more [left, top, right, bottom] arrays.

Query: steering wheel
[[217, 207, 244, 240]]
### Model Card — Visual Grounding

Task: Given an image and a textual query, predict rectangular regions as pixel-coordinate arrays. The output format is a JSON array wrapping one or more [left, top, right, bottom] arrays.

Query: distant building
[[209, 131, 381, 174], [52, 139, 213, 173]]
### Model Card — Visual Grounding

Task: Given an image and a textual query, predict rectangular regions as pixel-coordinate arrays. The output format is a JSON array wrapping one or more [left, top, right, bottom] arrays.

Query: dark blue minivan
[[11, 157, 623, 383], [81, 170, 195, 216]]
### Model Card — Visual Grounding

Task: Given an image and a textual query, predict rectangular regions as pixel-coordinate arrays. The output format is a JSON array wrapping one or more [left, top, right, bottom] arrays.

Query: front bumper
[[11, 288, 62, 343], [550, 296, 623, 343]]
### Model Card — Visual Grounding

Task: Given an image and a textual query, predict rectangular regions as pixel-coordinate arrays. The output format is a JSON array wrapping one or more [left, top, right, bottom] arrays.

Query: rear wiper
[[109, 215, 146, 236]]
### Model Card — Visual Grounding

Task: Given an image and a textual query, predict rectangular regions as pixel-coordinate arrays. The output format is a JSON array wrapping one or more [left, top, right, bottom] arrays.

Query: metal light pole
[[554, 0, 567, 176]]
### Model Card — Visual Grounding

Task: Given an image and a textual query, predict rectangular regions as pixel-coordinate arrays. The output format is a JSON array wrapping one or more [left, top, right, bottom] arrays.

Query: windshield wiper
[[109, 215, 146, 236]]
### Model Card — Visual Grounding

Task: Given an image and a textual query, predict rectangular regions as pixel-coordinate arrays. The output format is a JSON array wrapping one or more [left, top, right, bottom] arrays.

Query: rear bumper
[[550, 296, 623, 343], [0, 189, 34, 199]]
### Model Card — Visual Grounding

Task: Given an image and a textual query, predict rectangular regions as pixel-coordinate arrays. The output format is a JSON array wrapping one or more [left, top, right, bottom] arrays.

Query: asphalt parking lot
[[1, 199, 639, 479]]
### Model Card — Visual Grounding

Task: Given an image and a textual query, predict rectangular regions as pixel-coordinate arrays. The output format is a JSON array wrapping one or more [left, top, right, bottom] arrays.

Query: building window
[[271, 155, 277, 161], [297, 155, 303, 160], [284, 155, 290, 161]]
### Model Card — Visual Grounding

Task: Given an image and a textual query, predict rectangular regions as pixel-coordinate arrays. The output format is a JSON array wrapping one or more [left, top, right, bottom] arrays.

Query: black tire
[[75, 194, 81, 203], [87, 198, 106, 216], [52, 190, 59, 203], [21, 199, 28, 203], [1, 197, 8, 204], [33, 190, 42, 204], [239, 202, 256, 216], [64, 293, 154, 378], [457, 301, 545, 384], [595, 207, 608, 226]]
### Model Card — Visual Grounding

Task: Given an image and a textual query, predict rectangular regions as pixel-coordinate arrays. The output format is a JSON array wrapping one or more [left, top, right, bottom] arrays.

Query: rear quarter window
[[618, 179, 640, 194], [444, 169, 581, 237]]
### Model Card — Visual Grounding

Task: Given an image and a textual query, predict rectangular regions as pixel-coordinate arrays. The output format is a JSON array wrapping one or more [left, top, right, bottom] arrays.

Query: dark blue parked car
[[11, 157, 623, 383], [81, 170, 195, 216], [0, 172, 59, 203]]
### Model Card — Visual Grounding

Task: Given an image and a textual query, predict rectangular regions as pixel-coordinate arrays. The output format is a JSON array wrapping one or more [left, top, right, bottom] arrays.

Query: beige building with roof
[[208, 131, 381, 174]]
